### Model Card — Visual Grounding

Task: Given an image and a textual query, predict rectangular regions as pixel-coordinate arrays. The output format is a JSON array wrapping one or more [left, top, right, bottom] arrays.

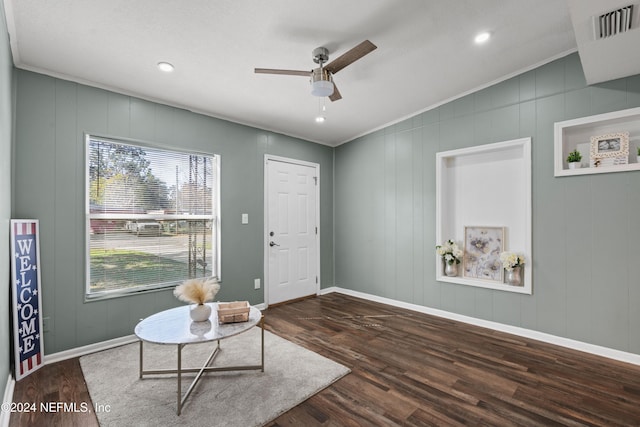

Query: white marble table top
[[134, 303, 261, 345]]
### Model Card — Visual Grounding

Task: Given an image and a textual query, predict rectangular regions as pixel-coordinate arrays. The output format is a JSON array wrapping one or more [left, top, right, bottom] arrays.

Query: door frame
[[263, 154, 321, 307]]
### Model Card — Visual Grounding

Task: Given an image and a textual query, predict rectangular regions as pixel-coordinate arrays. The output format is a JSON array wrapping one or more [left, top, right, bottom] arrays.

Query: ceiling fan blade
[[324, 40, 377, 75], [329, 83, 342, 102], [254, 68, 310, 77]]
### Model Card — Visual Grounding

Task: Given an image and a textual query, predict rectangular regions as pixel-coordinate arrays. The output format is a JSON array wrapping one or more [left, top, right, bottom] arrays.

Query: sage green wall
[[12, 70, 333, 354], [335, 53, 640, 355], [1, 0, 13, 383]]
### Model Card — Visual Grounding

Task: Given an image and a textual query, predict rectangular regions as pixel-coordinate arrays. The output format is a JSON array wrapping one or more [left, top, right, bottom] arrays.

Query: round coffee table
[[134, 303, 264, 415]]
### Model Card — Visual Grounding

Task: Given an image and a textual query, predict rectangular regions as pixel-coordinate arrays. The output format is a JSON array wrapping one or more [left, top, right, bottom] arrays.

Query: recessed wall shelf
[[554, 107, 640, 177], [435, 138, 532, 294]]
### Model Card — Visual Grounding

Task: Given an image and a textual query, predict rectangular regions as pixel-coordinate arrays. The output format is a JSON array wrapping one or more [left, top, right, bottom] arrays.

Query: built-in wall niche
[[435, 137, 532, 294], [554, 107, 640, 177]]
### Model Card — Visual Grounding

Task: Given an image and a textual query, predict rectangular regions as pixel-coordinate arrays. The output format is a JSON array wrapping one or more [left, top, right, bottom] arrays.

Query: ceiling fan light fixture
[[311, 80, 334, 97], [310, 68, 334, 97], [255, 40, 377, 102]]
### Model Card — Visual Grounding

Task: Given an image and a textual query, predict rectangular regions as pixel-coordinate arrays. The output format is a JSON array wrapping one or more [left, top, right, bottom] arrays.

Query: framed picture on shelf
[[463, 226, 504, 284], [590, 132, 629, 168]]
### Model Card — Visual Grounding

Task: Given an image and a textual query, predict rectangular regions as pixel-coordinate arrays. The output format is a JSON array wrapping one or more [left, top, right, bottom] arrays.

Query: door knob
[[269, 241, 280, 247]]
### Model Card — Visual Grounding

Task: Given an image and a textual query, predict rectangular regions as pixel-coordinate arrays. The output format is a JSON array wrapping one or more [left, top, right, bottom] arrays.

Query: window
[[85, 134, 220, 299]]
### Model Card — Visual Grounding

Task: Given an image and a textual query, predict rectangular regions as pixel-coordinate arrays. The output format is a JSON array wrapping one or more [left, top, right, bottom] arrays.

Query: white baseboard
[[44, 335, 139, 365], [43, 305, 270, 365], [323, 286, 640, 366], [37, 290, 640, 369], [1, 374, 15, 427]]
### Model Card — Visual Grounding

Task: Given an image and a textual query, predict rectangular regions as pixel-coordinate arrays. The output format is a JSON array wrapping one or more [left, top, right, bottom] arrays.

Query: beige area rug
[[80, 327, 350, 427]]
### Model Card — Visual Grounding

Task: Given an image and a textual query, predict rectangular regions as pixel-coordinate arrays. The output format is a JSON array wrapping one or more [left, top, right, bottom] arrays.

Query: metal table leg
[[139, 316, 265, 415]]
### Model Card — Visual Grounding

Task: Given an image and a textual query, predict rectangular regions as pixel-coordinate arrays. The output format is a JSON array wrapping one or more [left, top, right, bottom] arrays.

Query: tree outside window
[[86, 135, 220, 299]]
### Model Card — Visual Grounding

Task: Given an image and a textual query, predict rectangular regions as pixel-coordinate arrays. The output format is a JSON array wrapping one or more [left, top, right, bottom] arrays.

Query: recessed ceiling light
[[474, 32, 491, 44], [315, 116, 326, 124], [157, 62, 174, 72]]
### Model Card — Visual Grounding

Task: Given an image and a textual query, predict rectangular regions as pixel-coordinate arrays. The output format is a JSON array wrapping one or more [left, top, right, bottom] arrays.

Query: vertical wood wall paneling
[[628, 159, 640, 353], [411, 127, 424, 305], [334, 52, 640, 355], [53, 80, 79, 353], [13, 70, 333, 353], [369, 132, 386, 297], [563, 159, 592, 343], [384, 131, 397, 300], [532, 93, 567, 337], [421, 121, 439, 308], [75, 85, 110, 347], [628, 72, 640, 357], [590, 173, 629, 350], [395, 129, 413, 303], [15, 73, 59, 348]]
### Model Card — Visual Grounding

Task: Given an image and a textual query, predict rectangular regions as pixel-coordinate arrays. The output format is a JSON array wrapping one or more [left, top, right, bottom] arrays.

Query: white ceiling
[[2, 0, 633, 146]]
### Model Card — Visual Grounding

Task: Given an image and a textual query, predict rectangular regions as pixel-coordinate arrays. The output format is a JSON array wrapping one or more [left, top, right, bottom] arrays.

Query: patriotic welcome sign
[[10, 219, 45, 381]]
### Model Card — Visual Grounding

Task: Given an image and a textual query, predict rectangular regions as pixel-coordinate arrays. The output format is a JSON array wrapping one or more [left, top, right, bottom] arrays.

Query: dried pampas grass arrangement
[[173, 277, 220, 305]]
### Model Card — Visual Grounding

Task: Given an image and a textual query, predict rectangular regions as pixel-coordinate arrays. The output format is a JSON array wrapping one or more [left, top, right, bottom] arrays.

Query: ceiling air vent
[[593, 5, 635, 39]]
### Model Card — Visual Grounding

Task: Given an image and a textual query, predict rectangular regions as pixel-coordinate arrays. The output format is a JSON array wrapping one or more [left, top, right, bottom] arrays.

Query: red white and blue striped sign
[[10, 220, 44, 381]]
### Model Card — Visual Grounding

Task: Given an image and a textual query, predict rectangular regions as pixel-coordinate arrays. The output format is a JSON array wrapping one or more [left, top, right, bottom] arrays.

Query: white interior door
[[265, 156, 319, 305]]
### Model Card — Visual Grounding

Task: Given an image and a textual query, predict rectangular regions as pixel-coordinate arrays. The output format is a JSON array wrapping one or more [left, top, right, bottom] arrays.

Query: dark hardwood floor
[[8, 358, 99, 427], [264, 294, 640, 426], [10, 293, 640, 426]]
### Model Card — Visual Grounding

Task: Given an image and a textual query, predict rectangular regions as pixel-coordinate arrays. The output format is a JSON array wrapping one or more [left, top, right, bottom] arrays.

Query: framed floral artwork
[[463, 226, 504, 283]]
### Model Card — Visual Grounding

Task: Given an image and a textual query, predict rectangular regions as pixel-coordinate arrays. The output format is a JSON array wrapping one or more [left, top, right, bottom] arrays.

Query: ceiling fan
[[255, 40, 377, 102]]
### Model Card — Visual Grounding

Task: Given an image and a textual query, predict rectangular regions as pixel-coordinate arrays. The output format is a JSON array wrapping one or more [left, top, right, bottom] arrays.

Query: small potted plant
[[174, 277, 220, 321], [436, 239, 463, 277], [566, 149, 582, 169], [636, 146, 640, 163], [499, 251, 525, 286]]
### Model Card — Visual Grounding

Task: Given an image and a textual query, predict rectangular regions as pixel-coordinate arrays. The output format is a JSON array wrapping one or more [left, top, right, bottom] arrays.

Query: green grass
[[90, 249, 208, 292]]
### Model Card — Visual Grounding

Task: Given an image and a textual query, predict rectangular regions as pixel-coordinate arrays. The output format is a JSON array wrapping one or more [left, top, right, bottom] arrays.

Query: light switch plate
[[241, 213, 248, 224]]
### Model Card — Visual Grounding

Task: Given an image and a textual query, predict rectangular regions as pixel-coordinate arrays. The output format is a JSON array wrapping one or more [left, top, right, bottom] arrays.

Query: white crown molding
[[338, 48, 579, 146]]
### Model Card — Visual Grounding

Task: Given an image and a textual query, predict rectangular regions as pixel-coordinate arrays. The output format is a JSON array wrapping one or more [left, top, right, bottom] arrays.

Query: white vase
[[444, 262, 458, 277], [505, 266, 522, 286], [568, 162, 581, 169], [190, 303, 212, 322]]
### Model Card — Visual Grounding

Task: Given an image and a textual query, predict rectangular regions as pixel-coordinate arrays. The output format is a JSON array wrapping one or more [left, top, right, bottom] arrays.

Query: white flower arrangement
[[174, 277, 220, 305], [499, 251, 525, 271], [436, 239, 463, 265]]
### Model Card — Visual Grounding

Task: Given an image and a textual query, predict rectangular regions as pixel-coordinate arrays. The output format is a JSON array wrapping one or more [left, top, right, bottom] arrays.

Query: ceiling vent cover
[[593, 5, 635, 39]]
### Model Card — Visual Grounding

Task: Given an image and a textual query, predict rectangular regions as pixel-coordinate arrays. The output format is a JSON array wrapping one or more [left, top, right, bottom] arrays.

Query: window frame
[[84, 133, 221, 301]]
